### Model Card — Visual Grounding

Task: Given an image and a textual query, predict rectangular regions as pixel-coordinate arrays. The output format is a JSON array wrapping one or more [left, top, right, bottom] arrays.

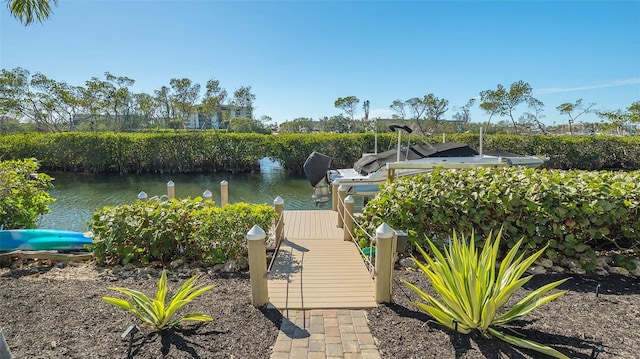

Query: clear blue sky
[[2, 1, 639, 126]]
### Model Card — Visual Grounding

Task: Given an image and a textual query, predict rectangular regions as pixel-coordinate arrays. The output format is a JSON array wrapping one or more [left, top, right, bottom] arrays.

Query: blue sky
[[2, 1, 639, 126]]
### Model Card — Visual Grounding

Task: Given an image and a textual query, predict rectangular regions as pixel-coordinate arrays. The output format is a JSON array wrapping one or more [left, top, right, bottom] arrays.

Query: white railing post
[[220, 180, 229, 206], [337, 185, 347, 228], [273, 196, 285, 244], [137, 191, 148, 202], [202, 189, 213, 202], [247, 225, 269, 307], [167, 180, 175, 199], [332, 181, 339, 212], [343, 195, 355, 241], [375, 223, 394, 303]]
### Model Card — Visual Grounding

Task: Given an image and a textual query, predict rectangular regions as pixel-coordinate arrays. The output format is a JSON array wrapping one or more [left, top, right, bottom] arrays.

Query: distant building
[[186, 105, 253, 130]]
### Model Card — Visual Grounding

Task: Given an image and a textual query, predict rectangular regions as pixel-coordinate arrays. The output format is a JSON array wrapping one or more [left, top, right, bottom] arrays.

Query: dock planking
[[267, 210, 376, 309]]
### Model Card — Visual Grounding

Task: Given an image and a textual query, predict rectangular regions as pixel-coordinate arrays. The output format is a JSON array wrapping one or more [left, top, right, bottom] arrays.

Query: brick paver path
[[270, 309, 382, 359]]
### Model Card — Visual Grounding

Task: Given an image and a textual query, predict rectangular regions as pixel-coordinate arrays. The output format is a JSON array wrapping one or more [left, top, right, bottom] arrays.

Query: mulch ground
[[1, 262, 639, 358], [367, 269, 640, 359], [0, 262, 281, 359]]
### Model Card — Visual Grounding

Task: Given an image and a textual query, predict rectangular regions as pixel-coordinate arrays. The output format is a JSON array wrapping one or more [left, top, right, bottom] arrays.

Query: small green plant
[[404, 229, 570, 359], [102, 270, 215, 331]]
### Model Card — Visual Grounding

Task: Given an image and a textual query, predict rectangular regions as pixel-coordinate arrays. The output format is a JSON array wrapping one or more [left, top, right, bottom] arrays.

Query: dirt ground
[[367, 269, 640, 359], [0, 261, 281, 359], [1, 261, 639, 359]]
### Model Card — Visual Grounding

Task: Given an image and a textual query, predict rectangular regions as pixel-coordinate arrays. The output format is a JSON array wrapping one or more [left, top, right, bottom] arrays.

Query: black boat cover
[[353, 143, 478, 175], [303, 151, 332, 187]]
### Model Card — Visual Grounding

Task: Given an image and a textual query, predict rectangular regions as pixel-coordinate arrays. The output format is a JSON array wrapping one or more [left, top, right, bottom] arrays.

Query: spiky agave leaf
[[404, 229, 569, 358], [487, 328, 570, 359], [102, 269, 215, 331]]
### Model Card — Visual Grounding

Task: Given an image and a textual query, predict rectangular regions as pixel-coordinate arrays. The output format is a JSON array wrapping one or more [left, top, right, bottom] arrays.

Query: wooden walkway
[[268, 210, 376, 310]]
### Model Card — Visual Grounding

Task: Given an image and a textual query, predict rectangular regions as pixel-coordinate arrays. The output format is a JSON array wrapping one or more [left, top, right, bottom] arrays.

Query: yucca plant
[[102, 270, 215, 331], [404, 229, 570, 359]]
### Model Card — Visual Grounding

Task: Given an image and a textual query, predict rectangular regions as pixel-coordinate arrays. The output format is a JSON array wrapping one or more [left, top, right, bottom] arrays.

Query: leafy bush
[[90, 198, 277, 266], [362, 167, 640, 269], [405, 229, 569, 358], [191, 202, 279, 264], [0, 158, 55, 229], [103, 269, 214, 331]]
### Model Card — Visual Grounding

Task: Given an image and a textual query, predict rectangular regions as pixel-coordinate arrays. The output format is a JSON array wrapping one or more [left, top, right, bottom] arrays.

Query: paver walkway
[[268, 210, 382, 358], [270, 309, 381, 359]]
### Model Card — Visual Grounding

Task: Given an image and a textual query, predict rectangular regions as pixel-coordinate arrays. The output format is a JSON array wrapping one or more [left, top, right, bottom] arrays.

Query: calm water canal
[[38, 158, 321, 231]]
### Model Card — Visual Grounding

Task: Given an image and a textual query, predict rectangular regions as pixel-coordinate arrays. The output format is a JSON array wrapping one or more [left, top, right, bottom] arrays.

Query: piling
[[167, 180, 175, 199], [220, 180, 229, 206], [343, 195, 355, 241], [337, 185, 347, 228], [375, 223, 394, 303], [332, 181, 339, 211], [247, 225, 269, 307], [273, 196, 285, 244], [137, 191, 148, 202]]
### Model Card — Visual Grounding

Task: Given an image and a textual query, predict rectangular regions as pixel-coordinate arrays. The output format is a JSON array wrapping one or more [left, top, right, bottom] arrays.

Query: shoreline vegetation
[[0, 132, 639, 174]]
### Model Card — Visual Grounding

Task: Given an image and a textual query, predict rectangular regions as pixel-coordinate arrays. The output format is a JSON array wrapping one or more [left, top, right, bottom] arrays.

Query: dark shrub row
[[1, 132, 639, 173]]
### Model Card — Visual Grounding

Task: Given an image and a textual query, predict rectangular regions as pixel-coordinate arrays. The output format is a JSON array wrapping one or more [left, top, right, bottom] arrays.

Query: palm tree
[[5, 0, 58, 25]]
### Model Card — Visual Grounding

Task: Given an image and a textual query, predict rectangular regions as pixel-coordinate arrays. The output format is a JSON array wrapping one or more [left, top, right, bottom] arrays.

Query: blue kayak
[[0, 229, 93, 251]]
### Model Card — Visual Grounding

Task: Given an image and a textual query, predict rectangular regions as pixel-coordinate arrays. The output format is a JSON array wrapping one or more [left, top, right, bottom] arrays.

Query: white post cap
[[167, 180, 175, 186], [137, 191, 147, 199], [345, 195, 354, 203], [247, 225, 266, 241], [220, 180, 228, 185], [203, 189, 212, 197], [376, 223, 394, 239], [274, 196, 284, 205]]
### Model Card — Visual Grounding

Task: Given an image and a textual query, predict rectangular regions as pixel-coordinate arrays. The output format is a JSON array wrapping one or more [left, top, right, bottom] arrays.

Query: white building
[[186, 105, 253, 129]]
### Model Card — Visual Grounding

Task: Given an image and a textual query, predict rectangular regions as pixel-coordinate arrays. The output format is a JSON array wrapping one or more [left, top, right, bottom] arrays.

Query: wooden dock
[[268, 210, 376, 309]]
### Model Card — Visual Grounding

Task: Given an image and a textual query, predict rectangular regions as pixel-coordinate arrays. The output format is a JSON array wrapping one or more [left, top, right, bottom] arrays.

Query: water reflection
[[39, 158, 319, 231]]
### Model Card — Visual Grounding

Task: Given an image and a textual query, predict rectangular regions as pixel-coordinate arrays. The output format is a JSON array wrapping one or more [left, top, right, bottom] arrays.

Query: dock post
[[331, 181, 339, 212], [273, 196, 285, 244], [337, 185, 347, 228], [247, 225, 269, 307], [220, 180, 229, 206], [167, 180, 175, 199], [343, 195, 355, 241], [0, 328, 12, 359], [137, 191, 148, 202], [375, 223, 394, 303], [202, 189, 213, 202]]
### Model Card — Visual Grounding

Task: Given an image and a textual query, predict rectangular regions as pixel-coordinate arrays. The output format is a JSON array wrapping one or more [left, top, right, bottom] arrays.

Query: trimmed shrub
[[89, 198, 277, 266], [361, 167, 640, 269]]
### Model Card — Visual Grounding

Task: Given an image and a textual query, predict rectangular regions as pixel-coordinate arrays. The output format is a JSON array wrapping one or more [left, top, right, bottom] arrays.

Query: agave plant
[[102, 269, 215, 331], [404, 229, 570, 359]]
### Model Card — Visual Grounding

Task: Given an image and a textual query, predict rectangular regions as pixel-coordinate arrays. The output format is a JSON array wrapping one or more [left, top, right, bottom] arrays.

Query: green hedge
[[1, 132, 639, 173], [360, 167, 640, 270], [0, 132, 268, 173], [0, 158, 55, 229], [89, 198, 277, 266]]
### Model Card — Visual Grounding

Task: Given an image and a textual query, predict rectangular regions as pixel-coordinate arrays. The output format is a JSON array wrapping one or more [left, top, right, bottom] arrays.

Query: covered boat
[[303, 125, 545, 203]]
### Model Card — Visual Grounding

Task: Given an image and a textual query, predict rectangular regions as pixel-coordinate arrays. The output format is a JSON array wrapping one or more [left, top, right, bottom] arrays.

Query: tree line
[[330, 81, 639, 136], [0, 67, 264, 134]]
